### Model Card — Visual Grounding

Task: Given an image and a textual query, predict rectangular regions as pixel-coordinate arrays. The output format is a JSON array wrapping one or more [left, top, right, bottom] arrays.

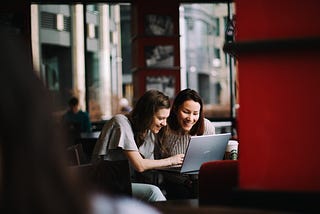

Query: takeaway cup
[[224, 140, 239, 160]]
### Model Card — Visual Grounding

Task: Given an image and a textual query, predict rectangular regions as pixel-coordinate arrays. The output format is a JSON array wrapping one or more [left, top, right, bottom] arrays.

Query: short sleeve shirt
[[92, 114, 138, 161], [138, 130, 155, 159]]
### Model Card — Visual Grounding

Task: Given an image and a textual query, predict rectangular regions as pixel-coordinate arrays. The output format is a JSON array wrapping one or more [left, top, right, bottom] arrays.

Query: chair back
[[64, 121, 82, 145], [198, 160, 238, 206], [71, 159, 132, 197]]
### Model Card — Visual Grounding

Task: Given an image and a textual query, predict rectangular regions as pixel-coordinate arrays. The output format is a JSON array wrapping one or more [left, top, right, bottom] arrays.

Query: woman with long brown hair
[[92, 90, 184, 202], [158, 88, 216, 200]]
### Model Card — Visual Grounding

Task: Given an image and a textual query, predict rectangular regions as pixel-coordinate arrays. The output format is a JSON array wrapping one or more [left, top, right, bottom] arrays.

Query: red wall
[[236, 0, 320, 40], [236, 0, 320, 191]]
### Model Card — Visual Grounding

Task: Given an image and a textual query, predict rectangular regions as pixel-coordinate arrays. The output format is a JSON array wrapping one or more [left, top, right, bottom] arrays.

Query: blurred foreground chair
[[199, 160, 320, 213], [198, 160, 238, 206], [70, 159, 132, 197]]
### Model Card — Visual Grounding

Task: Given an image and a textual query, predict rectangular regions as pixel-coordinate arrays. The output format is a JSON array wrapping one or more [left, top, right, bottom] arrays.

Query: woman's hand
[[168, 154, 184, 166]]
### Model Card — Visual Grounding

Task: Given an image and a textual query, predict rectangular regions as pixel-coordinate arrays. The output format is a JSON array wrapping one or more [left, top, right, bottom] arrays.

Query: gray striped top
[[160, 118, 215, 157]]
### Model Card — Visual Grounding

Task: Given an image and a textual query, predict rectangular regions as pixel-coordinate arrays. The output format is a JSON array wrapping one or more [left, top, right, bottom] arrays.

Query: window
[[31, 1, 236, 124], [31, 3, 131, 122], [179, 3, 236, 120]]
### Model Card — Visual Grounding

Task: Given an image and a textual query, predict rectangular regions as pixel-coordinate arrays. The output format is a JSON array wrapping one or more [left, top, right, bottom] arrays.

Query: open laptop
[[159, 133, 231, 174]]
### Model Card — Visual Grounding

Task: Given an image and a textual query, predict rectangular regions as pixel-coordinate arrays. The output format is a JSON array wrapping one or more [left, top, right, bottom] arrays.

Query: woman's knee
[[145, 184, 166, 201], [132, 183, 166, 202]]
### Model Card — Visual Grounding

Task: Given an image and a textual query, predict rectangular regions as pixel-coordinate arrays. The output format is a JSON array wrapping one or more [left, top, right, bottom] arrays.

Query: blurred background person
[[119, 97, 132, 114], [62, 96, 92, 146], [62, 96, 92, 133]]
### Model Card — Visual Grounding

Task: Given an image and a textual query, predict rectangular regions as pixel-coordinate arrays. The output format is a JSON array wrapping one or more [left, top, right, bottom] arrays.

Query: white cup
[[225, 140, 239, 160]]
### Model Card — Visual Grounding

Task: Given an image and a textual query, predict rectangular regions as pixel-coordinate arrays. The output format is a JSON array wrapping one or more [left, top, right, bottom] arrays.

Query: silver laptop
[[160, 133, 231, 174]]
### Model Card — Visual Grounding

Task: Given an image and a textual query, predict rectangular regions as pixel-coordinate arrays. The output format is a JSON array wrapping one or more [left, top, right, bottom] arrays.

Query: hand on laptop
[[169, 153, 184, 166]]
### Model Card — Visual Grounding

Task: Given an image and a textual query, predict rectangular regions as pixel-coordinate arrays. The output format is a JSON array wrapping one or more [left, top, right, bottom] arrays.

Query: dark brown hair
[[127, 90, 170, 147], [68, 96, 79, 107]]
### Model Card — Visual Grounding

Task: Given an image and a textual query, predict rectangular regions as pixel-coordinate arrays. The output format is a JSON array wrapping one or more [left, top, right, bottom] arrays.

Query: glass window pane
[[32, 3, 132, 124], [179, 3, 236, 121]]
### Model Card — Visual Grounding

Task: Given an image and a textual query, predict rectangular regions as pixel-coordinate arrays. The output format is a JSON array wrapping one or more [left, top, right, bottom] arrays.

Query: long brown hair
[[127, 90, 170, 147]]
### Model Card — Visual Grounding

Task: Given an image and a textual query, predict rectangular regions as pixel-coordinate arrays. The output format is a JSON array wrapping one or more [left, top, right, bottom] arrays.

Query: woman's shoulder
[[113, 114, 128, 121], [203, 118, 214, 126], [110, 114, 131, 126], [100, 114, 131, 134], [203, 118, 216, 134], [204, 118, 212, 124]]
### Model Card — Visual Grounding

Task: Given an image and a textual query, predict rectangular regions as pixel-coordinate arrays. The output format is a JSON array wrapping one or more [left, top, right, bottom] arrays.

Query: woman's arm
[[124, 150, 184, 173]]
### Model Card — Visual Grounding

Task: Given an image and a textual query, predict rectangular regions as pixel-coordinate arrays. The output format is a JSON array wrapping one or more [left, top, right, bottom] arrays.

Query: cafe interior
[[1, 0, 320, 213]]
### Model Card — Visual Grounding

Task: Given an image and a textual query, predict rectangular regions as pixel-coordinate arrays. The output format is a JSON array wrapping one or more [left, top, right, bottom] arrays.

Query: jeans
[[131, 183, 166, 202]]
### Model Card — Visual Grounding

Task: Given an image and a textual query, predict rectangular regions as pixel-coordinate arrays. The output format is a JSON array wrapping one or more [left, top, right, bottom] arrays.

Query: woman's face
[[149, 108, 170, 134], [177, 100, 201, 132]]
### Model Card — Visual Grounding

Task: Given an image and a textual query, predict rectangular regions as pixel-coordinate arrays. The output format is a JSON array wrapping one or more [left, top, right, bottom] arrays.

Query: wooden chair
[[66, 143, 88, 165], [198, 160, 238, 206]]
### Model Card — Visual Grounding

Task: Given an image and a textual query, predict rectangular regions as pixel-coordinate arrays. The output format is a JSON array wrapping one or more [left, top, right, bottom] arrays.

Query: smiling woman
[[157, 88, 216, 200], [91, 89, 184, 202]]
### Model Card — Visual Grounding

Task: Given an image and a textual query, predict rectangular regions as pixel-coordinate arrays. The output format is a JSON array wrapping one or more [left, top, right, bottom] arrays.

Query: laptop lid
[[180, 133, 231, 173]]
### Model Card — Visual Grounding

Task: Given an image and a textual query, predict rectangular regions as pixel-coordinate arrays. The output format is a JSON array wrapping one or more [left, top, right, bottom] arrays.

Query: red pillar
[[236, 0, 320, 191]]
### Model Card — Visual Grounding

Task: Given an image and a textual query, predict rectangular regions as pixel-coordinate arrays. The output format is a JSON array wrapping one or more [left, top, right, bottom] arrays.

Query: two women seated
[[92, 88, 215, 201]]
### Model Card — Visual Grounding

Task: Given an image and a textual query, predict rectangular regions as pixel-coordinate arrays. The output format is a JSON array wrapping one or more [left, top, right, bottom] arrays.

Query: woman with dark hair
[[158, 88, 215, 199], [92, 90, 184, 202], [0, 32, 160, 214]]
